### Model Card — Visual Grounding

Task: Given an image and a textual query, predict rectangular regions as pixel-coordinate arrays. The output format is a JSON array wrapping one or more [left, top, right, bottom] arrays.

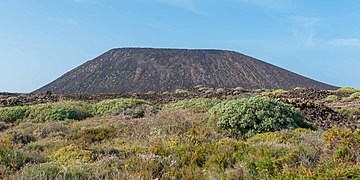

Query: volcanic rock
[[34, 48, 337, 93]]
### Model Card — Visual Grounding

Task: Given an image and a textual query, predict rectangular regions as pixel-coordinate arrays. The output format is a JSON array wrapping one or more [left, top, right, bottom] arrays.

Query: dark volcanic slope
[[35, 48, 337, 93]]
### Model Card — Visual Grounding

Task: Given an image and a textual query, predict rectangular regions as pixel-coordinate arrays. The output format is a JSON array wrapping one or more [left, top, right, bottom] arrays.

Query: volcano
[[34, 48, 337, 93]]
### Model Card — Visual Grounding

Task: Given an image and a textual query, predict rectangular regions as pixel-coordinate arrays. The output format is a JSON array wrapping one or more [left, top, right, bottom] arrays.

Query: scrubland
[[0, 88, 359, 179]]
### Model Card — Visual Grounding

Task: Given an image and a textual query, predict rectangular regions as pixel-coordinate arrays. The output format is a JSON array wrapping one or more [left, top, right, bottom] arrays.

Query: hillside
[[1, 88, 359, 179], [34, 48, 337, 93]]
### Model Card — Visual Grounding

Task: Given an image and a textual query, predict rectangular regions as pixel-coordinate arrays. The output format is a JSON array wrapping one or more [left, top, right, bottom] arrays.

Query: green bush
[[252, 89, 266, 93], [338, 108, 360, 116], [349, 92, 360, 99], [51, 144, 96, 164], [165, 98, 222, 113], [28, 101, 93, 122], [337, 87, 359, 93], [0, 106, 30, 123], [325, 95, 338, 102], [272, 89, 287, 94], [93, 98, 149, 118], [27, 139, 68, 155], [209, 96, 310, 137], [0, 101, 94, 123]]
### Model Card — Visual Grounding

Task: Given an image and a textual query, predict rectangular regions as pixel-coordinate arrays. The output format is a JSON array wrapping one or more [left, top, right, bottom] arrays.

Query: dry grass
[[0, 98, 359, 179]]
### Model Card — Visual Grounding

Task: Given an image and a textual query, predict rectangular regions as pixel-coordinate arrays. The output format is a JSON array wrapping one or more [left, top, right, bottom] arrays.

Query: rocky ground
[[34, 48, 337, 94], [1, 88, 359, 131]]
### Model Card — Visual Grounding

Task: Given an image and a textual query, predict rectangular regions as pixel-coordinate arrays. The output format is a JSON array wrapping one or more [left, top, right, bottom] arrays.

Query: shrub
[[165, 98, 222, 113], [93, 98, 149, 118], [337, 87, 359, 93], [28, 101, 93, 122], [206, 138, 246, 170], [162, 91, 170, 95], [322, 127, 360, 163], [205, 89, 214, 94], [209, 96, 310, 137], [247, 128, 315, 144], [37, 122, 69, 138], [234, 87, 244, 91], [252, 89, 267, 93], [146, 91, 156, 95], [0, 148, 34, 174], [272, 89, 287, 94], [294, 87, 304, 90], [12, 131, 36, 145], [262, 89, 287, 96], [27, 139, 68, 155], [146, 109, 211, 141], [0, 122, 8, 131], [16, 158, 125, 179], [216, 88, 225, 94], [338, 108, 360, 116], [15, 163, 63, 179], [349, 92, 360, 99], [51, 144, 95, 164], [175, 89, 188, 94], [0, 106, 30, 123], [325, 95, 338, 102], [198, 87, 208, 91], [69, 126, 117, 144], [232, 90, 241, 95]]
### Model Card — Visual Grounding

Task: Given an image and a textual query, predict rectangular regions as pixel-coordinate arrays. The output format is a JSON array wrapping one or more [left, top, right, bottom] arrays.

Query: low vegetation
[[339, 108, 360, 117], [325, 95, 338, 102], [0, 98, 150, 123], [209, 96, 312, 137], [93, 98, 149, 118], [0, 92, 359, 179], [0, 106, 29, 123], [165, 98, 222, 113], [27, 101, 93, 122], [349, 92, 360, 99], [337, 87, 359, 93], [271, 89, 287, 95]]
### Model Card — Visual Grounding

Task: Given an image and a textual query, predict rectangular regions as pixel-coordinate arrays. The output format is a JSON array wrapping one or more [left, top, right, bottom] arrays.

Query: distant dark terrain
[[34, 48, 337, 93]]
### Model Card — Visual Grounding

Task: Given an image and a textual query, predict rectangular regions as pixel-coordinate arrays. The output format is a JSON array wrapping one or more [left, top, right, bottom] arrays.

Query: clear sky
[[1, 0, 359, 92]]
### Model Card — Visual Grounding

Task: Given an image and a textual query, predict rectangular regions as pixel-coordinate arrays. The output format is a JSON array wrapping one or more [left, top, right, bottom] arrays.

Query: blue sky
[[1, 0, 359, 92]]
